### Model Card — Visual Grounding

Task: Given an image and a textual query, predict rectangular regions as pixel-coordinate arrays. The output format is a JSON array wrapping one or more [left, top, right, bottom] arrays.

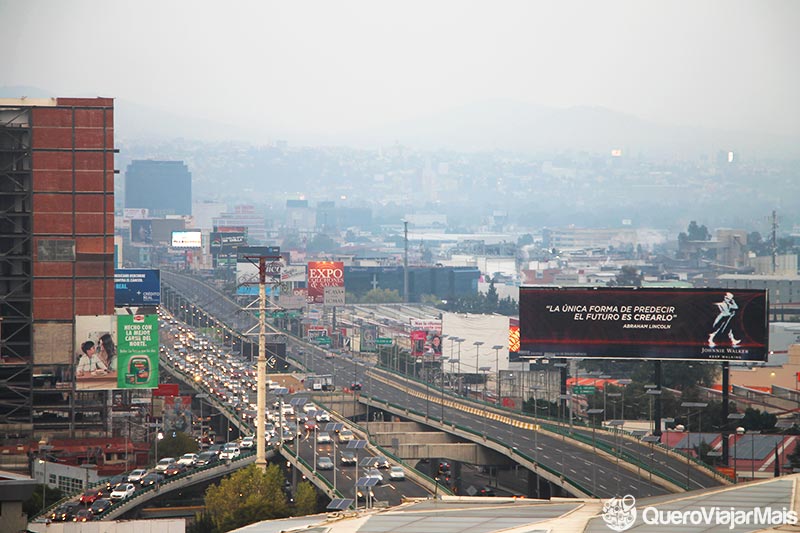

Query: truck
[[306, 374, 335, 392]]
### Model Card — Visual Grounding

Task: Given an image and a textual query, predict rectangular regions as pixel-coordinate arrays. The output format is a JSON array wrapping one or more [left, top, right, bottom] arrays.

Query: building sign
[[307, 261, 344, 304], [117, 314, 159, 389], [324, 286, 346, 306], [518, 287, 768, 361], [409, 319, 442, 333], [114, 269, 161, 306], [75, 315, 118, 390]]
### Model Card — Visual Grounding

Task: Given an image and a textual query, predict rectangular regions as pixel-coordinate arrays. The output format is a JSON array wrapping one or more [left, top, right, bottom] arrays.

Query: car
[[316, 431, 332, 444], [366, 468, 384, 484], [50, 502, 80, 521], [316, 456, 334, 470], [164, 463, 189, 476], [127, 469, 148, 483], [350, 382, 363, 391], [305, 420, 317, 432], [372, 456, 391, 469], [80, 488, 105, 505], [325, 351, 335, 359], [73, 508, 94, 522], [110, 483, 136, 500], [196, 451, 220, 466], [240, 436, 255, 449], [90, 498, 112, 515], [220, 444, 240, 460], [338, 429, 354, 442], [154, 457, 177, 472], [177, 453, 199, 466], [303, 403, 318, 414], [140, 473, 164, 487], [281, 429, 296, 441], [389, 466, 405, 481], [340, 450, 357, 465], [315, 410, 331, 423], [208, 443, 224, 453], [103, 474, 128, 491], [478, 486, 497, 497]]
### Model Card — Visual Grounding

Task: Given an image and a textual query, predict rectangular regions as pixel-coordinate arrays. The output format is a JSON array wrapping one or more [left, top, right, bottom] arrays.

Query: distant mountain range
[[2, 85, 796, 158]]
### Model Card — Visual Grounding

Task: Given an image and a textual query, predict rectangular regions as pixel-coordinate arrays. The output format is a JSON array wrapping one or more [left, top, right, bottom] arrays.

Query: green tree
[[609, 265, 642, 287], [741, 407, 778, 432], [23, 484, 64, 519], [294, 481, 318, 515], [205, 464, 289, 532], [687, 221, 710, 241], [485, 281, 499, 309], [359, 288, 402, 304], [154, 431, 198, 461]]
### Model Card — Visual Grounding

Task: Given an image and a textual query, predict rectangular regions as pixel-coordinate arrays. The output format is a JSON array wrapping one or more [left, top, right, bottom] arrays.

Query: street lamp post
[[645, 386, 662, 434], [492, 345, 503, 400], [587, 408, 604, 495], [727, 412, 745, 482], [454, 339, 464, 394], [681, 401, 708, 490], [473, 341, 484, 399]]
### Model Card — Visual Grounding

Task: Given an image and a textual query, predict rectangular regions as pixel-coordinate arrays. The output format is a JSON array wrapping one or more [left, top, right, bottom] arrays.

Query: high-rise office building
[[0, 97, 115, 440], [125, 160, 191, 216]]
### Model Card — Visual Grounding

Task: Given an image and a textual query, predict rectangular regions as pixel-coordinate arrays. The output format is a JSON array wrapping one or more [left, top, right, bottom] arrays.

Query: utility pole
[[403, 220, 409, 303], [771, 210, 778, 274], [255, 256, 271, 471]]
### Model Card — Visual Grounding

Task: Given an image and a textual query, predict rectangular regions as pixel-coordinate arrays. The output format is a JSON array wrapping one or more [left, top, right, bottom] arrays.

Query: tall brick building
[[0, 97, 116, 441]]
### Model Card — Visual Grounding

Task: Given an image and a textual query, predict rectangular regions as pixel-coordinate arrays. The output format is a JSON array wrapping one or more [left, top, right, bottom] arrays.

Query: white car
[[110, 483, 136, 500], [366, 468, 384, 484], [240, 436, 255, 449], [126, 469, 148, 483], [302, 403, 317, 414], [316, 431, 332, 444], [220, 444, 240, 460], [315, 411, 331, 423], [389, 466, 405, 481], [338, 429, 354, 443], [155, 457, 177, 471], [177, 453, 199, 466]]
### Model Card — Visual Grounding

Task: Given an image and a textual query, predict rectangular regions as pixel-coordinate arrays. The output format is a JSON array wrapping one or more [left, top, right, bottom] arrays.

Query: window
[[37, 240, 75, 262]]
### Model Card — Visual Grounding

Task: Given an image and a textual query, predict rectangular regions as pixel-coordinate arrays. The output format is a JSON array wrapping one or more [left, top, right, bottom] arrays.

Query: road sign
[[572, 385, 596, 395], [315, 336, 332, 346], [376, 337, 392, 346]]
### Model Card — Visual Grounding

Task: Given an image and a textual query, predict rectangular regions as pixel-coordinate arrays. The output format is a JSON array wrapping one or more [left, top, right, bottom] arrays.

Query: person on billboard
[[76, 341, 108, 377], [708, 292, 741, 347], [97, 333, 118, 372], [431, 334, 443, 356]]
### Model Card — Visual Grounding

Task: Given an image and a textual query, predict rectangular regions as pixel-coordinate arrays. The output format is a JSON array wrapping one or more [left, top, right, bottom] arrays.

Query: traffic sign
[[376, 337, 392, 346], [315, 336, 332, 345], [572, 385, 596, 395]]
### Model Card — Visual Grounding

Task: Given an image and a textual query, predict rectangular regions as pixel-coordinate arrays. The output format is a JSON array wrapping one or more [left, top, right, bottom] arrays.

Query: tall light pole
[[256, 256, 269, 472], [587, 408, 604, 495], [492, 345, 503, 400], [473, 341, 484, 398], [403, 220, 408, 303], [681, 401, 708, 490], [454, 338, 464, 394]]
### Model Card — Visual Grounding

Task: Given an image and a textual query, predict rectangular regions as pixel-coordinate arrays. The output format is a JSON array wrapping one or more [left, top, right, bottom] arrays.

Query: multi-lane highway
[[161, 270, 725, 499]]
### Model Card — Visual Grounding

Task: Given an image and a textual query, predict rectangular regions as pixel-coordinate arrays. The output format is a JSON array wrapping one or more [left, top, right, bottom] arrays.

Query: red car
[[80, 488, 105, 505]]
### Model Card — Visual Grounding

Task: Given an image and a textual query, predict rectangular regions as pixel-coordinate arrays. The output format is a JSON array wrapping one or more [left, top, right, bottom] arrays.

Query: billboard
[[117, 314, 159, 388], [236, 246, 281, 295], [130, 219, 152, 244], [518, 287, 768, 361], [75, 315, 118, 390], [307, 261, 344, 304], [171, 230, 202, 248], [115, 269, 161, 306], [361, 325, 378, 353], [163, 396, 193, 434]]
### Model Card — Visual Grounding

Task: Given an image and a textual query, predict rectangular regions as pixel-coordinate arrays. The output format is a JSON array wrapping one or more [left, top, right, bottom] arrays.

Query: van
[[280, 403, 294, 418]]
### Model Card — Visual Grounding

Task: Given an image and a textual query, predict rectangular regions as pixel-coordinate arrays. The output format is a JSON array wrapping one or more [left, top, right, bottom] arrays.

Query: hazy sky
[[2, 0, 798, 142]]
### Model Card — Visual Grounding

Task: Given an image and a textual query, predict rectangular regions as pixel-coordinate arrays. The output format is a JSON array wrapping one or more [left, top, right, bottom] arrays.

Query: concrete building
[[0, 97, 116, 441], [124, 160, 192, 216]]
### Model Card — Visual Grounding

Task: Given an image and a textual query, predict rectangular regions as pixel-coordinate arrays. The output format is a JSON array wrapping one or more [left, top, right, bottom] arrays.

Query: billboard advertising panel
[[117, 314, 159, 388], [75, 315, 118, 390], [518, 287, 768, 361], [307, 261, 344, 304], [171, 230, 202, 248], [360, 325, 378, 353], [130, 219, 152, 244], [236, 246, 281, 295], [115, 269, 161, 306]]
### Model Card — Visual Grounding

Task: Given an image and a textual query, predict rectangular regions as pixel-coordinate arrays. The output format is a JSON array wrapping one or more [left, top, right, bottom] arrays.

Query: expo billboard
[[518, 287, 768, 362], [115, 269, 161, 306], [307, 261, 344, 304]]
